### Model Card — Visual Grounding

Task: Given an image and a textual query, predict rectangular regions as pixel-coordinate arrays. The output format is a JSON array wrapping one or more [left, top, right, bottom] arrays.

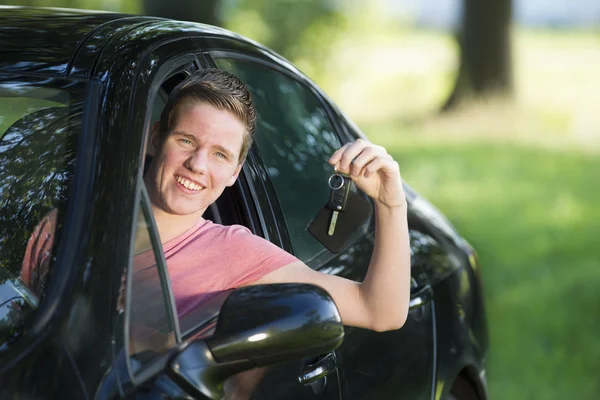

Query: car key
[[327, 172, 352, 236]]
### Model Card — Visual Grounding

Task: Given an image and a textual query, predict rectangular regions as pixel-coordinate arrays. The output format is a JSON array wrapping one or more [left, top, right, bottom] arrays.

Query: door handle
[[409, 284, 433, 310], [298, 352, 337, 385]]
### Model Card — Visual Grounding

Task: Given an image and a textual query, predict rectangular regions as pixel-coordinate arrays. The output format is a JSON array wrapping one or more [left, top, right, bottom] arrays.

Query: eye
[[179, 139, 193, 146], [215, 152, 228, 159]]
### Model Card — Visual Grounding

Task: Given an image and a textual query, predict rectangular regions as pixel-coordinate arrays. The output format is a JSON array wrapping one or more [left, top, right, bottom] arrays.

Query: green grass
[[365, 130, 600, 399], [319, 26, 600, 398]]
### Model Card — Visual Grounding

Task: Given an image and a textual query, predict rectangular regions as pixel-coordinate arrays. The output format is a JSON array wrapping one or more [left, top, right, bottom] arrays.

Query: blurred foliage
[[222, 0, 404, 94], [360, 28, 600, 400], [0, 0, 141, 15], [223, 0, 354, 87], [367, 133, 600, 400], [0, 0, 396, 90], [223, 0, 348, 54], [143, 0, 220, 26]]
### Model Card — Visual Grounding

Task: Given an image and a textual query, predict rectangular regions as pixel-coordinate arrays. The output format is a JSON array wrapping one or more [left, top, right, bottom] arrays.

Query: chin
[[171, 205, 205, 217], [161, 197, 200, 216]]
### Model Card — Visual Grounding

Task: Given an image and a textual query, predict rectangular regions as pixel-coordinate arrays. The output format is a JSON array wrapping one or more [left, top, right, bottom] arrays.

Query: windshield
[[0, 76, 84, 350]]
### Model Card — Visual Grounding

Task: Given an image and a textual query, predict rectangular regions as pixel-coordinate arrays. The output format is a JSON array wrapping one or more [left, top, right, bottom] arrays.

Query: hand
[[329, 139, 406, 209]]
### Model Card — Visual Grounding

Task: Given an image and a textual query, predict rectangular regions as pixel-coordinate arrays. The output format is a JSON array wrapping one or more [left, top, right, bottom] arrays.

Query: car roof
[[0, 7, 130, 75], [0, 6, 285, 78]]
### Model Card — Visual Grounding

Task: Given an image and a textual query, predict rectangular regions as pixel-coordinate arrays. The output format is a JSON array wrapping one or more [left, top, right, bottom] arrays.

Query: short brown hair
[[157, 68, 256, 163]]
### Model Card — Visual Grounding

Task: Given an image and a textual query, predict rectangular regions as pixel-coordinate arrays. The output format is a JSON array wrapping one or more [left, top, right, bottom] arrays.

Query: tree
[[443, 0, 514, 111], [142, 0, 222, 26]]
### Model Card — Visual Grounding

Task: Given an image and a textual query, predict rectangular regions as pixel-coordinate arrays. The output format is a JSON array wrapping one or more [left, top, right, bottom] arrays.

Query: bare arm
[[254, 139, 410, 332]]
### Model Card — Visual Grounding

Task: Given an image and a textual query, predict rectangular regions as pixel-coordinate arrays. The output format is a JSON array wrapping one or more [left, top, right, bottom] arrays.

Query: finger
[[349, 146, 391, 177], [348, 147, 379, 177], [328, 142, 352, 167], [363, 157, 400, 179], [336, 139, 371, 174], [329, 139, 371, 170]]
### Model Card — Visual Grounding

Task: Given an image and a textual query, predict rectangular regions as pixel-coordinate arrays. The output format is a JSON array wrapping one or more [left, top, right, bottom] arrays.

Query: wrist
[[374, 198, 408, 214], [374, 191, 408, 212]]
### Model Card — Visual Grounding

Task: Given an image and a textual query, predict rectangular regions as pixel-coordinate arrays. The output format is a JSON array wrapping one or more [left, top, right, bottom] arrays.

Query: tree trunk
[[143, 0, 222, 26], [443, 0, 513, 111]]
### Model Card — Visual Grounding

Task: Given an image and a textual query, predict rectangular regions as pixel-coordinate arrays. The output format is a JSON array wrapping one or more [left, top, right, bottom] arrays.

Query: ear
[[227, 163, 243, 187], [147, 122, 161, 157]]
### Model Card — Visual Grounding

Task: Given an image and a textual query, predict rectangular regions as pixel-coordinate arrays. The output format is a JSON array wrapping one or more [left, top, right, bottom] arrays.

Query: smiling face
[[145, 102, 245, 222]]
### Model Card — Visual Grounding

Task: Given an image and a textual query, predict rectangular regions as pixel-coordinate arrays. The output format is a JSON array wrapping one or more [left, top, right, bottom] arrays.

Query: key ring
[[328, 173, 345, 190]]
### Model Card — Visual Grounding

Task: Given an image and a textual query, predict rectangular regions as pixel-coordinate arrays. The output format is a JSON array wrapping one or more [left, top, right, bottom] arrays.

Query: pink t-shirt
[[22, 214, 298, 318], [142, 219, 298, 317]]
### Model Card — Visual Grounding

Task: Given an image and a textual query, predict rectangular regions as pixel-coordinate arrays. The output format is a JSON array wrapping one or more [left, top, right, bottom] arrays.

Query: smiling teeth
[[176, 176, 203, 191]]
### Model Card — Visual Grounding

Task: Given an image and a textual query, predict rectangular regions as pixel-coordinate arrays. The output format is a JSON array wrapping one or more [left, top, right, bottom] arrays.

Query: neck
[[151, 205, 206, 244]]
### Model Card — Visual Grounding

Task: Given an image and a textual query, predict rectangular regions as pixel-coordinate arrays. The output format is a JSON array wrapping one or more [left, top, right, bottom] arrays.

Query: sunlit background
[[3, 0, 599, 398]]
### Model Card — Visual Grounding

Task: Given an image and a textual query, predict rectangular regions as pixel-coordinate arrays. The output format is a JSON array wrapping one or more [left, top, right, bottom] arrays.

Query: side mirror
[[167, 283, 344, 399], [0, 280, 38, 350]]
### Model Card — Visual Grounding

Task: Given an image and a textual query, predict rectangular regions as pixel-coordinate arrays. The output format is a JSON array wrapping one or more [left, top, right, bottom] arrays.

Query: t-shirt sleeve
[[21, 209, 58, 298], [225, 225, 299, 289]]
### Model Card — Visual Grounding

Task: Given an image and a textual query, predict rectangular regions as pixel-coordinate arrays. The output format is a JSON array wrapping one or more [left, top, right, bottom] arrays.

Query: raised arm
[[255, 139, 410, 331]]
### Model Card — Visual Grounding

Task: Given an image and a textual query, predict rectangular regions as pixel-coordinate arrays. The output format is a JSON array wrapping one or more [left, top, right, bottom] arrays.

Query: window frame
[[0, 75, 98, 344], [121, 53, 201, 385], [123, 176, 181, 384], [124, 53, 264, 354]]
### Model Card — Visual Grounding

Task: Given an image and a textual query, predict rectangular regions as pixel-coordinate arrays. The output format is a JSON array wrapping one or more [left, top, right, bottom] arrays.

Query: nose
[[185, 149, 208, 174]]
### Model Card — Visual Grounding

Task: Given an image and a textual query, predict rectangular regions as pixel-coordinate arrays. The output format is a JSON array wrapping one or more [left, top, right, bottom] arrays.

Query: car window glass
[[150, 72, 187, 128], [150, 94, 165, 126], [145, 73, 187, 169], [127, 195, 177, 373], [216, 59, 342, 262], [0, 79, 83, 351]]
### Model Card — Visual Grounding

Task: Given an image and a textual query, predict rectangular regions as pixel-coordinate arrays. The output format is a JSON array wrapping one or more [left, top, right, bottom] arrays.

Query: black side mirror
[[167, 283, 344, 399]]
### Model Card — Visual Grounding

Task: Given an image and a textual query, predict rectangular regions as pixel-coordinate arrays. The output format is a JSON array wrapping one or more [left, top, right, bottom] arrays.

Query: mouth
[[175, 175, 205, 192]]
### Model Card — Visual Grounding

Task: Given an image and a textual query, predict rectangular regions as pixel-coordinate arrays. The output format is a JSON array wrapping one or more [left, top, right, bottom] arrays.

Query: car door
[[210, 52, 436, 400], [164, 49, 351, 400], [93, 33, 343, 399]]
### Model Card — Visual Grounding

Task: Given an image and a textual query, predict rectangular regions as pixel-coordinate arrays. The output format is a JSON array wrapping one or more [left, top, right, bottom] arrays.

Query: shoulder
[[184, 221, 261, 251], [195, 221, 291, 258], [199, 221, 253, 240], [215, 223, 272, 250]]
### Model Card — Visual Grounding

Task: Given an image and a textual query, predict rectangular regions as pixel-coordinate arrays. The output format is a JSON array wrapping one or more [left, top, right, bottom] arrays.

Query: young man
[[142, 68, 411, 332], [22, 68, 410, 333]]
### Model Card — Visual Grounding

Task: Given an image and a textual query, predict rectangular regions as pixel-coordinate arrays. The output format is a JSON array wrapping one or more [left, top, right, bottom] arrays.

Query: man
[[23, 68, 410, 333], [142, 68, 411, 332]]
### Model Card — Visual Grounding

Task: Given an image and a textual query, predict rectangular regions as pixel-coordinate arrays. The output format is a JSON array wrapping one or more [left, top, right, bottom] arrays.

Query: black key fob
[[327, 173, 352, 212], [308, 190, 372, 253]]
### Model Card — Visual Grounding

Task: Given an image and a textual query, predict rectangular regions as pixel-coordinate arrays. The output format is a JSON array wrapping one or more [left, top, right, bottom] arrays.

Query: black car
[[0, 6, 488, 400]]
